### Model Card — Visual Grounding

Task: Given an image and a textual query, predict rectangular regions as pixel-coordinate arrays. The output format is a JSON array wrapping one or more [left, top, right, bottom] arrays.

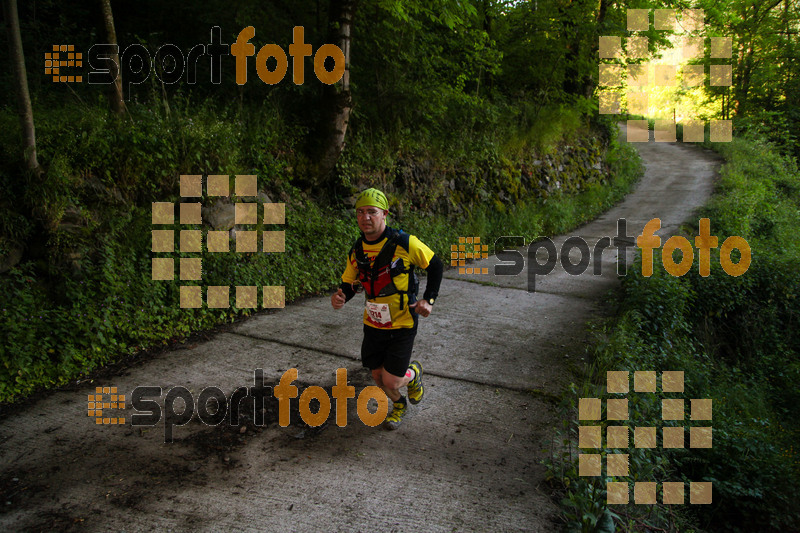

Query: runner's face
[[356, 206, 387, 237]]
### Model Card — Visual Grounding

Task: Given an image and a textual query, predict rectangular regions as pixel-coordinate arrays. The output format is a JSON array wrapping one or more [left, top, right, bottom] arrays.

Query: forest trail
[[0, 127, 720, 532]]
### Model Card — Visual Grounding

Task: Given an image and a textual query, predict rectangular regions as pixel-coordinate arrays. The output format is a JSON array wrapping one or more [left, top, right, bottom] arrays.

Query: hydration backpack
[[351, 228, 419, 310]]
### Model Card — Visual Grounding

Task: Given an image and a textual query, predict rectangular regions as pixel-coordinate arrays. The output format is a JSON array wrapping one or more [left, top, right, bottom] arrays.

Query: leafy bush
[[553, 135, 800, 531], [0, 102, 640, 404]]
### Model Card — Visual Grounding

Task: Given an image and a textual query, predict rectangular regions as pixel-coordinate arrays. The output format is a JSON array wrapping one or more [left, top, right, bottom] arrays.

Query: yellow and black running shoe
[[407, 361, 424, 405], [383, 396, 408, 430]]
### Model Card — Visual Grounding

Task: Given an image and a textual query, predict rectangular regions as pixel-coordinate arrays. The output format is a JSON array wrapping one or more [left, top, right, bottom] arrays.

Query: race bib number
[[366, 301, 392, 328]]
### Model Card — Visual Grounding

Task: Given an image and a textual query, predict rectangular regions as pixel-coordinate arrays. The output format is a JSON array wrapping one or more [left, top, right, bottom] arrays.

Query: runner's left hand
[[409, 299, 432, 317]]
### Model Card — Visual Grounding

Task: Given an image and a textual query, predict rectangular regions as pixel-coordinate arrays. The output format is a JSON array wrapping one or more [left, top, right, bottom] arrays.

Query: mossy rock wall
[[349, 135, 610, 217]]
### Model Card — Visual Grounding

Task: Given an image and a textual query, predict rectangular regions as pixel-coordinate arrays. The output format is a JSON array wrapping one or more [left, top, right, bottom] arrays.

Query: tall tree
[[3, 0, 40, 174], [701, 0, 786, 118], [317, 0, 356, 183], [99, 0, 126, 116], [314, 0, 478, 184]]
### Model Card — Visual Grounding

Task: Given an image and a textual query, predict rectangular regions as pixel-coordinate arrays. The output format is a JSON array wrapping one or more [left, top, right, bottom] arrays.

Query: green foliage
[[0, 95, 310, 402], [0, 196, 357, 402], [0, 104, 640, 404], [350, 0, 505, 161], [554, 135, 800, 532], [502, 103, 586, 157], [0, 0, 646, 425], [393, 135, 643, 264]]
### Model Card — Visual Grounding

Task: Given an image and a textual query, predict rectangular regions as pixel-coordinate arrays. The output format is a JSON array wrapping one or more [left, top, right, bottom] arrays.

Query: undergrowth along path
[[0, 128, 720, 532]]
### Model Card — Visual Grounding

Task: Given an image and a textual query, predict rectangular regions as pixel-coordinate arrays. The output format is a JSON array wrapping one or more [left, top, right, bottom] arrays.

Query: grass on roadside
[[545, 134, 800, 532]]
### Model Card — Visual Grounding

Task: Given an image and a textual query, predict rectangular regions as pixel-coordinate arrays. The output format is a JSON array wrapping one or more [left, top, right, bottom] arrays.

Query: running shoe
[[407, 360, 424, 405], [383, 396, 408, 430]]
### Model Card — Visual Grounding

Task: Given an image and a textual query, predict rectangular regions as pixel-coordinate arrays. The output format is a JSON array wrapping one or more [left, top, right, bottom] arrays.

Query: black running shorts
[[360, 321, 418, 377]]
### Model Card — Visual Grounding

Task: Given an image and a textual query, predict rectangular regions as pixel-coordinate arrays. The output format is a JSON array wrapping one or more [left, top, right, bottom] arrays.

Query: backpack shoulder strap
[[393, 229, 411, 254], [387, 229, 417, 310], [351, 236, 367, 263], [389, 229, 414, 276], [372, 229, 399, 268]]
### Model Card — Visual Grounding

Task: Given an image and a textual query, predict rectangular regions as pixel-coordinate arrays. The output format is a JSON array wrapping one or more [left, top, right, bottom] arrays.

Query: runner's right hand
[[331, 288, 346, 309]]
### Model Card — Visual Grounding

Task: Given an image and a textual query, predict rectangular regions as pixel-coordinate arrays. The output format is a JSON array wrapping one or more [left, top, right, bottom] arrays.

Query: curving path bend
[[0, 127, 720, 532]]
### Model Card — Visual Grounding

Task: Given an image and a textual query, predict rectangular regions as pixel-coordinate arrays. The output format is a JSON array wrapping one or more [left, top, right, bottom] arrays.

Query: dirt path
[[0, 129, 720, 532]]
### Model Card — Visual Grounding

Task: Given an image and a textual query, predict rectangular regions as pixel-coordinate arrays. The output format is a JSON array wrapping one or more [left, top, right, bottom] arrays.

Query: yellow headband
[[355, 188, 388, 211]]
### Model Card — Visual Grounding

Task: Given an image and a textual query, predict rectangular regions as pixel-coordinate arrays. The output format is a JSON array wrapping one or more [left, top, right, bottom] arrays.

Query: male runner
[[331, 188, 443, 430]]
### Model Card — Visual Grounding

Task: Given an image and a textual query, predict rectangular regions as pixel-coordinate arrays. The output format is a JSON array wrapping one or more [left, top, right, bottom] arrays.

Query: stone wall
[[349, 134, 612, 218]]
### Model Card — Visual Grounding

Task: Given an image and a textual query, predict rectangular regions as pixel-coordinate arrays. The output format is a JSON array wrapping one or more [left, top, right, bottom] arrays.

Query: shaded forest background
[[2, 0, 800, 532]]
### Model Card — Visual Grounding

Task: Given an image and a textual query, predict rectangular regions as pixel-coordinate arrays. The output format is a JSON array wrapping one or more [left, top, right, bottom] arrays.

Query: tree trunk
[[560, 8, 580, 96], [783, 0, 792, 106], [560, 0, 594, 98], [3, 0, 40, 173], [100, 0, 126, 115], [3, 0, 51, 271], [735, 44, 754, 118], [317, 0, 357, 184], [481, 0, 492, 33], [587, 0, 610, 99], [597, 0, 608, 26]]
